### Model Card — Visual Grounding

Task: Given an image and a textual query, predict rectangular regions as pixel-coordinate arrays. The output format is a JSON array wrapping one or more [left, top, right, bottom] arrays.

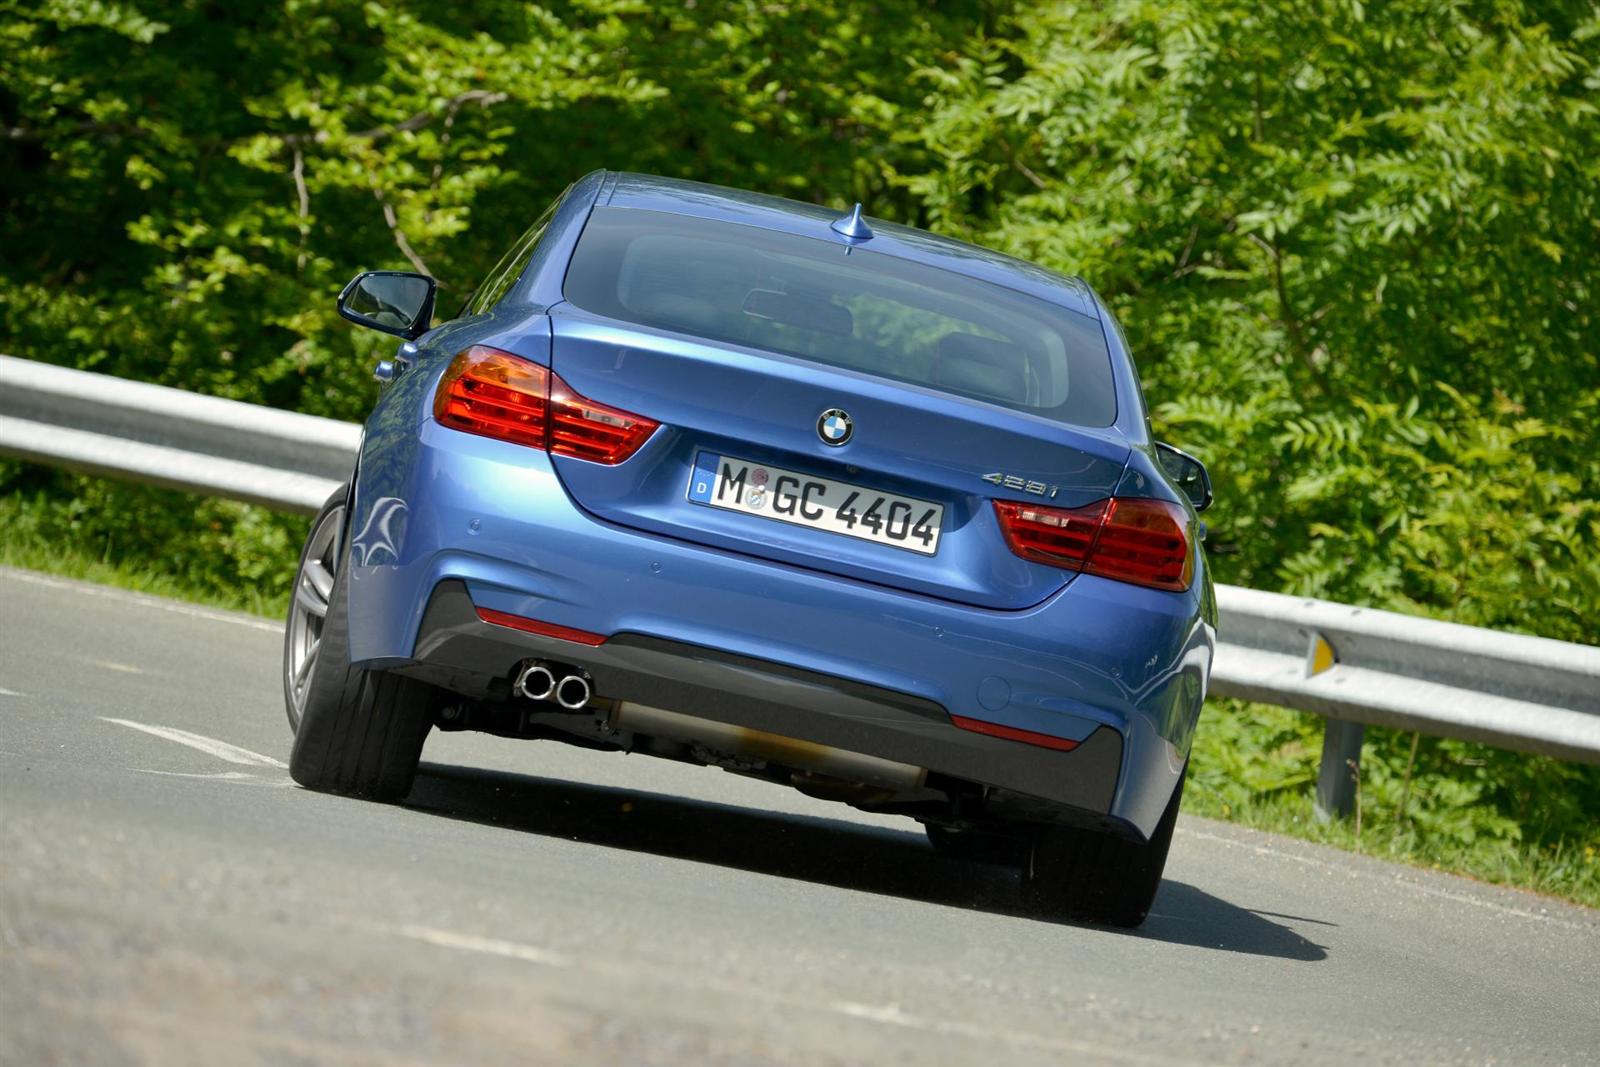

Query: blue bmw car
[[283, 171, 1215, 927]]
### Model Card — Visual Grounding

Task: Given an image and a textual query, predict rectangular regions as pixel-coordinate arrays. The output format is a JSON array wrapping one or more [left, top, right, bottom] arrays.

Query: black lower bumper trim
[[398, 581, 1121, 816]]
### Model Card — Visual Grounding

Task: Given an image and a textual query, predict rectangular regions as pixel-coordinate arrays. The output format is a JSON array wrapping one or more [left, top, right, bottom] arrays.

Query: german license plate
[[688, 453, 944, 555]]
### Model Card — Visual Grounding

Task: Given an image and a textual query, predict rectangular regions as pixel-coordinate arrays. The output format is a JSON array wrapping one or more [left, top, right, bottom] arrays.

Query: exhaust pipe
[[555, 672, 592, 710], [611, 702, 925, 791], [515, 662, 557, 702]]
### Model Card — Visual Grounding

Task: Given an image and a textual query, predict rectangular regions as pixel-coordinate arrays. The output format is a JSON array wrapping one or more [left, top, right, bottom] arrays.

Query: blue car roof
[[598, 172, 1101, 321]]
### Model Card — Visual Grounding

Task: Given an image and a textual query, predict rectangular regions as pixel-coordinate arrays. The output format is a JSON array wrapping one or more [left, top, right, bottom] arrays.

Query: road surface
[[1, 567, 1595, 1065]]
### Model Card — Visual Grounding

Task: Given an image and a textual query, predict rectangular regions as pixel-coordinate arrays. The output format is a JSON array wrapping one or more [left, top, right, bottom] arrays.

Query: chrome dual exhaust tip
[[515, 661, 592, 709], [515, 662, 557, 702], [555, 673, 592, 710]]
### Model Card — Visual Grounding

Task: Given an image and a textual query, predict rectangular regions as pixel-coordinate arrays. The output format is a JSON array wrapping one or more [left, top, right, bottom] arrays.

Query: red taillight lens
[[548, 375, 661, 465], [994, 496, 1193, 592], [1087, 497, 1194, 592], [433, 345, 658, 464], [435, 346, 549, 448], [993, 499, 1108, 569]]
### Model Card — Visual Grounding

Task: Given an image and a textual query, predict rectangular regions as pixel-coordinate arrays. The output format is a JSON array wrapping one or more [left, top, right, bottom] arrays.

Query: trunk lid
[[547, 309, 1129, 610]]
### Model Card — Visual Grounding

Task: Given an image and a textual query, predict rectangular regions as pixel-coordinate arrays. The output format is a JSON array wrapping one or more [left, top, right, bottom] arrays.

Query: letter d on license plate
[[688, 452, 943, 555]]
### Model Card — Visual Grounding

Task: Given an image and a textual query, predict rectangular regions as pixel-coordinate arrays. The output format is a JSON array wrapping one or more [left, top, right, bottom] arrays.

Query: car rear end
[[344, 173, 1212, 849]]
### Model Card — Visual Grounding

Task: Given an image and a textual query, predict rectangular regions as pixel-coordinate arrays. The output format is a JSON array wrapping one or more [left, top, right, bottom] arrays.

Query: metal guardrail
[[0, 355, 356, 514], [4, 354, 1598, 813], [1209, 584, 1600, 814]]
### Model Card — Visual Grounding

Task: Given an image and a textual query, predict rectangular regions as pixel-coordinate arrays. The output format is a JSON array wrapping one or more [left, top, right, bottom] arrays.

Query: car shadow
[[406, 761, 1329, 963]]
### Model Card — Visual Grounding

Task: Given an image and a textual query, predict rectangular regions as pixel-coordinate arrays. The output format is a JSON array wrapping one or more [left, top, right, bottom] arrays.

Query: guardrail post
[[1314, 719, 1364, 821]]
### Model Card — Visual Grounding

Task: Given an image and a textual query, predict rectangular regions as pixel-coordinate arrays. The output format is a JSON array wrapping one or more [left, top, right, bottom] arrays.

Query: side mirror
[[1155, 442, 1213, 512], [337, 271, 437, 339]]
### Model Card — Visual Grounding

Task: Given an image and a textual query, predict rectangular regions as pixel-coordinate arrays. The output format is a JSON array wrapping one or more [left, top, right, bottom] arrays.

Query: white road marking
[[101, 718, 288, 768], [389, 927, 1192, 1062], [1384, 873, 1592, 928], [136, 770, 258, 781], [1177, 824, 1595, 930], [1177, 826, 1329, 870], [0, 687, 23, 697], [396, 925, 571, 967], [92, 660, 145, 675], [827, 1000, 1222, 1066], [0, 568, 282, 634], [133, 769, 296, 787], [830, 1000, 920, 1025]]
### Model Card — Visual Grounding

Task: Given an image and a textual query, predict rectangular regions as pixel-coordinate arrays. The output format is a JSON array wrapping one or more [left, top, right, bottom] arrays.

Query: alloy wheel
[[284, 501, 344, 732]]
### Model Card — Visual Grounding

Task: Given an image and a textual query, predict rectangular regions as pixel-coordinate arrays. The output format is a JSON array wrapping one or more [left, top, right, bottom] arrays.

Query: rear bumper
[[345, 414, 1211, 838], [401, 579, 1125, 819]]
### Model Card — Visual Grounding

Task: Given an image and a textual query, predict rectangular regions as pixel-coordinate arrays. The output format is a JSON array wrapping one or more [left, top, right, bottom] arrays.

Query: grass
[[1187, 701, 1600, 909], [3, 470, 1596, 910], [0, 469, 298, 619], [0, 518, 290, 618], [1184, 772, 1600, 908]]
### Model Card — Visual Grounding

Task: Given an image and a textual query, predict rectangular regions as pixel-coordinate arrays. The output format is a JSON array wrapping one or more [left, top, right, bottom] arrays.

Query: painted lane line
[[830, 1000, 919, 1026], [827, 1000, 1225, 1066], [0, 687, 23, 697], [1177, 827, 1330, 870], [0, 568, 283, 634], [101, 717, 289, 768], [1177, 825, 1595, 930], [135, 770, 258, 781], [133, 769, 296, 787], [383, 922, 1216, 1064], [1385, 873, 1596, 929], [92, 660, 145, 675], [396, 925, 571, 967]]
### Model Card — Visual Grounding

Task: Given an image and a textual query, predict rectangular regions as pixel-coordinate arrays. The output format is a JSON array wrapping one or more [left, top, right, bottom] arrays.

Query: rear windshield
[[562, 208, 1117, 427]]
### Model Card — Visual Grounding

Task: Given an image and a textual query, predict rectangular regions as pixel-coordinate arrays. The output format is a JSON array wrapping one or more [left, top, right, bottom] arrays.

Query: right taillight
[[433, 345, 658, 464], [994, 496, 1193, 592]]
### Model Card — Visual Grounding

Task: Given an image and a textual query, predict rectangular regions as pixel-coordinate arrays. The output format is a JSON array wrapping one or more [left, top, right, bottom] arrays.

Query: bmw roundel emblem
[[817, 408, 853, 446]]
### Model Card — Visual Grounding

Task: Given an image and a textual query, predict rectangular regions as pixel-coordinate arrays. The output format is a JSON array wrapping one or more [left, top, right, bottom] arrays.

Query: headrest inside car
[[934, 333, 1031, 404]]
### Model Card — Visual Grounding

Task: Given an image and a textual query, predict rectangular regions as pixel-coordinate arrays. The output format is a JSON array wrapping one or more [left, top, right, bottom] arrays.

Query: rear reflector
[[476, 606, 608, 646], [950, 715, 1081, 752], [994, 496, 1193, 592], [435, 345, 659, 464]]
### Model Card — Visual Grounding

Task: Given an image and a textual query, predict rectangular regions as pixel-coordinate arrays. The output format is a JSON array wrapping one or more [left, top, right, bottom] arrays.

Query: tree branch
[[371, 185, 432, 278], [291, 148, 311, 271], [1248, 231, 1324, 385], [281, 90, 509, 147], [1172, 224, 1200, 278], [7, 90, 510, 148], [4, 120, 141, 142]]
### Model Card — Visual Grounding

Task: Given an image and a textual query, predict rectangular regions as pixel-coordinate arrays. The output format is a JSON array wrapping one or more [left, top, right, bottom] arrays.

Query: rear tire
[[1021, 769, 1185, 928], [287, 494, 439, 801]]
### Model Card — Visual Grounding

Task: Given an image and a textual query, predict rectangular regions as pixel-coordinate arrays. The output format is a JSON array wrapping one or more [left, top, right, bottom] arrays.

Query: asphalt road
[[1, 566, 1596, 1066]]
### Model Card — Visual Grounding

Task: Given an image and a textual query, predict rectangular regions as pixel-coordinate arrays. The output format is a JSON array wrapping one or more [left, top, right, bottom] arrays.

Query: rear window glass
[[563, 208, 1117, 427]]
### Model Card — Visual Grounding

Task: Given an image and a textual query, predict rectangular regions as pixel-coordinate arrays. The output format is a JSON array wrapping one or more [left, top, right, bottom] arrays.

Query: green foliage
[[2, 0, 1596, 900], [898, 0, 1600, 641], [0, 462, 298, 616]]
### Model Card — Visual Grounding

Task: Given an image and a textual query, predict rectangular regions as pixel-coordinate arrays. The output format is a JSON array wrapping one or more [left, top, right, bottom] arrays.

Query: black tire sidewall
[[287, 514, 438, 801], [1023, 767, 1186, 927]]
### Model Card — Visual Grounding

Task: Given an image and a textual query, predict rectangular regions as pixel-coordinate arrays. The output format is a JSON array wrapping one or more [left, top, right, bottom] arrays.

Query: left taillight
[[433, 345, 659, 464], [994, 496, 1194, 592]]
